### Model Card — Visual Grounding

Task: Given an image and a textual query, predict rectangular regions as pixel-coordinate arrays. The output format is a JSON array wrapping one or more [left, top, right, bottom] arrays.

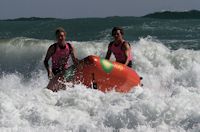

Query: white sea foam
[[0, 37, 200, 131]]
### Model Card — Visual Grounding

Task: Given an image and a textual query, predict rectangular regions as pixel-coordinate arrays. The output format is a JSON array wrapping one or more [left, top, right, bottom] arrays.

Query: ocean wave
[[0, 36, 200, 131], [0, 71, 200, 131], [1, 36, 200, 79]]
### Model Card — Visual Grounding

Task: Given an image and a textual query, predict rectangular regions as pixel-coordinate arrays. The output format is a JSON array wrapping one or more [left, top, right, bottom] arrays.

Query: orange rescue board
[[48, 55, 141, 93]]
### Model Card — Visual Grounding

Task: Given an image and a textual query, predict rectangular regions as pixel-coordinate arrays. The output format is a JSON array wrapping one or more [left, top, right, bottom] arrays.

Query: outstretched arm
[[70, 45, 79, 65], [105, 42, 112, 60], [123, 42, 131, 66], [44, 45, 55, 78]]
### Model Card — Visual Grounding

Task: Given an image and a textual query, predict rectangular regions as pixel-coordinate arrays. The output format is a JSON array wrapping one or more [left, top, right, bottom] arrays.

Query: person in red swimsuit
[[44, 27, 78, 79], [105, 27, 133, 67]]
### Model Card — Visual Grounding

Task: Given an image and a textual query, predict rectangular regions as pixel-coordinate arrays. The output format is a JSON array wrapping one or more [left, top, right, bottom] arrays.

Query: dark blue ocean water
[[0, 15, 200, 131], [1, 17, 200, 50]]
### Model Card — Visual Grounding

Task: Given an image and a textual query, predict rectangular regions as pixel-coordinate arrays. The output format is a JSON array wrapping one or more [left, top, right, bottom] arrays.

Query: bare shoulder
[[67, 42, 74, 49], [47, 43, 57, 54], [49, 43, 56, 49], [123, 41, 130, 45], [123, 41, 131, 50], [70, 43, 74, 49], [108, 41, 114, 47]]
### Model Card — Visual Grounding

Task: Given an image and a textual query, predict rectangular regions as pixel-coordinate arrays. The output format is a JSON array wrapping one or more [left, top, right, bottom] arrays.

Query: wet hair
[[55, 27, 66, 38], [112, 27, 124, 36]]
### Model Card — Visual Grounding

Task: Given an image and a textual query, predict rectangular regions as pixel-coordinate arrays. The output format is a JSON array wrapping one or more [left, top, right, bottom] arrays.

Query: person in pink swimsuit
[[44, 27, 78, 79], [105, 27, 133, 67]]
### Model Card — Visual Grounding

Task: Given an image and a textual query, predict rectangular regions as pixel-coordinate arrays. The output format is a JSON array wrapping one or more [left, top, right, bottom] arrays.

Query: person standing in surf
[[105, 27, 133, 67], [44, 27, 78, 79]]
